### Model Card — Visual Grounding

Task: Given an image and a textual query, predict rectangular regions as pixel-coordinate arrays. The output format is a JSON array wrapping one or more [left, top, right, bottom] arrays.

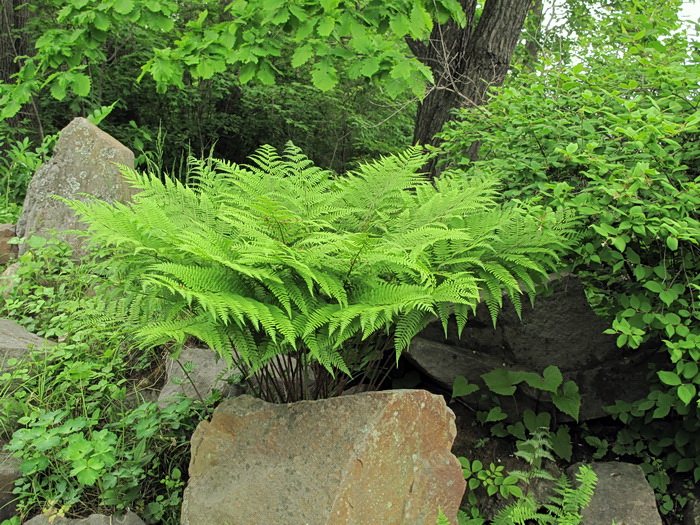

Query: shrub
[[66, 143, 574, 401], [439, 14, 700, 508]]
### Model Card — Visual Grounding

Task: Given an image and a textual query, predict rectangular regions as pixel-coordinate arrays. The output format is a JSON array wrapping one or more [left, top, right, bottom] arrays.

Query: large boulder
[[567, 462, 662, 525], [409, 275, 659, 420], [16, 117, 136, 257], [23, 511, 145, 525], [182, 390, 465, 525]]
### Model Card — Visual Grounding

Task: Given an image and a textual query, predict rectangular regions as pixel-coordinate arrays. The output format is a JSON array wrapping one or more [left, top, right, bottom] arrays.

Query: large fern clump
[[67, 144, 573, 401]]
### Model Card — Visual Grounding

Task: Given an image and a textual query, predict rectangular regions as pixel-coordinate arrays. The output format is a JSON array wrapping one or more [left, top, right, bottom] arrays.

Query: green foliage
[[0, 236, 90, 338], [439, 8, 700, 509], [0, 234, 206, 523], [0, 202, 21, 224], [455, 429, 596, 525], [65, 143, 572, 401], [461, 459, 523, 501], [0, 133, 56, 206], [1, 331, 205, 523], [0, 0, 463, 114], [451, 366, 580, 462], [490, 464, 597, 525]]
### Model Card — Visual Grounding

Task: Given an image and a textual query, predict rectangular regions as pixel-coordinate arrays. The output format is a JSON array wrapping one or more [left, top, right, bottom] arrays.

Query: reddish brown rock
[[16, 117, 136, 257], [182, 390, 465, 525]]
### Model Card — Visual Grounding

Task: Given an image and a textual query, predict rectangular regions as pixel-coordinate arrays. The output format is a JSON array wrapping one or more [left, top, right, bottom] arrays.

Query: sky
[[681, 1, 700, 23]]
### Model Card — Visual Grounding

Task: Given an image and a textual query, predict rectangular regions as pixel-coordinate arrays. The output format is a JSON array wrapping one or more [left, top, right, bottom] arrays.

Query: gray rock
[[0, 448, 20, 522], [0, 263, 20, 299], [0, 318, 54, 372], [16, 117, 136, 257], [685, 499, 700, 525], [567, 462, 662, 525], [409, 275, 659, 420], [0, 223, 17, 264], [157, 347, 243, 409], [23, 511, 145, 525], [182, 390, 465, 525], [420, 275, 620, 372]]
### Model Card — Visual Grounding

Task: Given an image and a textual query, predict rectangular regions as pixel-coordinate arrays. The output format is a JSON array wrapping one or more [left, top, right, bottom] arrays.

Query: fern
[[66, 143, 575, 401]]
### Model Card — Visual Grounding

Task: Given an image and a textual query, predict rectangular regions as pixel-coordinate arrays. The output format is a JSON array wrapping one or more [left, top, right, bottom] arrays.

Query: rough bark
[[410, 0, 533, 164], [0, 0, 39, 137]]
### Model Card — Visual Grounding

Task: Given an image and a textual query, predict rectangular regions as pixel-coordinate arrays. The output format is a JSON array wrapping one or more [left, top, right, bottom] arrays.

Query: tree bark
[[410, 0, 533, 163], [0, 0, 39, 137]]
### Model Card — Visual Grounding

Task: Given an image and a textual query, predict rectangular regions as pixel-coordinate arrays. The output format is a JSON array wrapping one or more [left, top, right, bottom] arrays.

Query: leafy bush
[[0, 236, 90, 338], [3, 342, 204, 523], [0, 234, 206, 523], [439, 14, 700, 512], [444, 429, 597, 525], [66, 143, 574, 401], [0, 133, 56, 207]]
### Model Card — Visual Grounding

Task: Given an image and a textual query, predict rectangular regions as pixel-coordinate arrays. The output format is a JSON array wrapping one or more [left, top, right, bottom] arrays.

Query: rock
[[23, 511, 145, 525], [685, 499, 700, 525], [0, 448, 20, 522], [0, 262, 20, 299], [0, 223, 17, 264], [157, 347, 243, 409], [409, 275, 659, 420], [182, 390, 465, 525], [16, 117, 136, 257], [0, 318, 54, 372], [567, 462, 662, 525]]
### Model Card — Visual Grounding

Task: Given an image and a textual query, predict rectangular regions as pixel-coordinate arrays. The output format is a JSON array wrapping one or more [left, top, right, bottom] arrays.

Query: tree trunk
[[0, 0, 40, 138], [410, 0, 533, 164]]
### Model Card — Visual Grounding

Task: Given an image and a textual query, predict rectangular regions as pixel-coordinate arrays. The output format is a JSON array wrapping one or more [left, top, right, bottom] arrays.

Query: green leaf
[[359, 57, 381, 77], [33, 433, 62, 452], [154, 14, 175, 32], [677, 457, 695, 473], [653, 401, 671, 419], [239, 62, 257, 84], [485, 406, 507, 422], [551, 426, 573, 461], [482, 368, 518, 396], [643, 281, 664, 293], [93, 12, 112, 31], [658, 370, 681, 386], [611, 236, 626, 252], [74, 465, 100, 486], [681, 361, 698, 379], [257, 62, 275, 85], [659, 290, 676, 306], [452, 376, 479, 398], [409, 3, 433, 38], [666, 236, 679, 251], [551, 381, 581, 421], [113, 0, 135, 15], [50, 79, 67, 101], [523, 365, 563, 393], [311, 61, 337, 91], [317, 17, 335, 37], [677, 384, 696, 405], [389, 13, 410, 35], [320, 0, 339, 12], [291, 45, 314, 67]]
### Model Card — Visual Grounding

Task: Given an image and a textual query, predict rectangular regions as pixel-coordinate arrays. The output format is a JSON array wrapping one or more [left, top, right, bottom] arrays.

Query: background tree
[[0, 0, 537, 164], [408, 0, 532, 152]]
